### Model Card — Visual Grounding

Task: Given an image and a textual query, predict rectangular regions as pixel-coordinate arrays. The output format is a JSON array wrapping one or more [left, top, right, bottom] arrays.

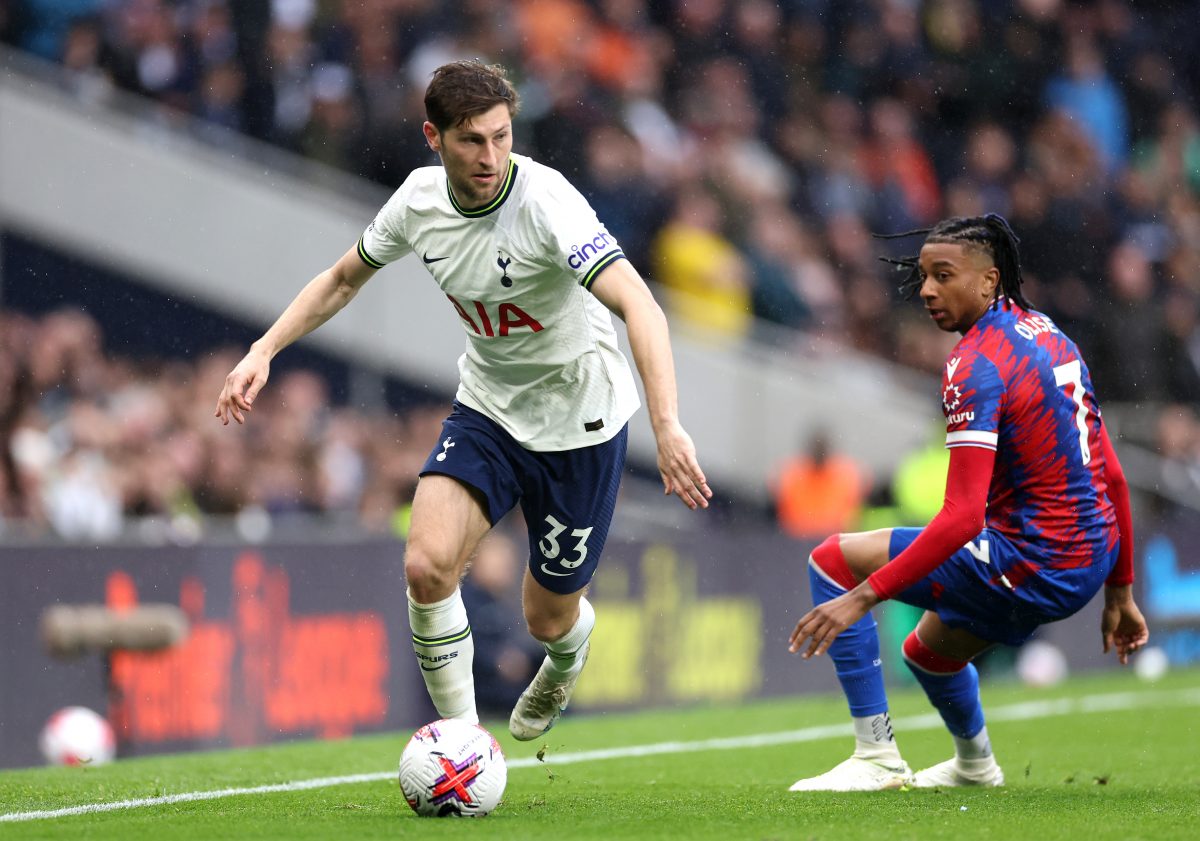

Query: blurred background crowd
[[1, 0, 1199, 543]]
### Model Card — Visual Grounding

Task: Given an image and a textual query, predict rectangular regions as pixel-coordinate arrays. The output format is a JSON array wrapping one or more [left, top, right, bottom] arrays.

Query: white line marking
[[3, 686, 1198, 823]]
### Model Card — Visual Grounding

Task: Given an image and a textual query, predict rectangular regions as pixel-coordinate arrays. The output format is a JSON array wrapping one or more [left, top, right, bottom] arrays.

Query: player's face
[[917, 242, 999, 334], [424, 104, 513, 207]]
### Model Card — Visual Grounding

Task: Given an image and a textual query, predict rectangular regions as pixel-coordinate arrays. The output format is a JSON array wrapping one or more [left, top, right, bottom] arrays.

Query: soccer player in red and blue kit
[[787, 215, 1150, 792]]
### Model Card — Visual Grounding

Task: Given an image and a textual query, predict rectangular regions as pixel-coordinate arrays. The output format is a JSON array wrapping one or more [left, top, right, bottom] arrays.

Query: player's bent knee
[[902, 630, 968, 675], [809, 534, 858, 590], [523, 615, 569, 643], [403, 550, 458, 602]]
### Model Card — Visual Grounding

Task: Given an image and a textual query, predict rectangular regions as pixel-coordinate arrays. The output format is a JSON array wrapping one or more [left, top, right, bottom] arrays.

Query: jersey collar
[[447, 158, 518, 218]]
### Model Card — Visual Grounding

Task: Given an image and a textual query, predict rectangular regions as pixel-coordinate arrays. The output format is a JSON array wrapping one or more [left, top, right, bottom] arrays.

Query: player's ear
[[422, 121, 441, 153], [983, 266, 1000, 297]]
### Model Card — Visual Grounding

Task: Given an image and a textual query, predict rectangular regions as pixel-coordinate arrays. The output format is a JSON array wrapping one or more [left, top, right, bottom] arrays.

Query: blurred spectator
[[1045, 33, 1129, 175], [890, 422, 951, 527], [741, 204, 812, 331], [1155, 404, 1200, 508], [652, 186, 752, 340], [771, 429, 868, 538], [1087, 240, 1177, 403]]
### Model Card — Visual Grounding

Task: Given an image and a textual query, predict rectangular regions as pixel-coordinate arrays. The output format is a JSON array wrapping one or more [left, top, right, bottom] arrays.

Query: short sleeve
[[358, 183, 414, 269], [532, 173, 625, 290], [942, 349, 1004, 450]]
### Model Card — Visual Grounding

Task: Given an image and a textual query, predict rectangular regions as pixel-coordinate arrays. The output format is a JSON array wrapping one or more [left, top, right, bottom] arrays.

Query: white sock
[[852, 712, 903, 762], [541, 597, 595, 680], [953, 726, 993, 760], [408, 588, 477, 724]]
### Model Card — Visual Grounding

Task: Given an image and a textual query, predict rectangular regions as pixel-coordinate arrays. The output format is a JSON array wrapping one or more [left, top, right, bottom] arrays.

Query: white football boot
[[509, 640, 589, 741], [911, 756, 1005, 788], [788, 756, 914, 792]]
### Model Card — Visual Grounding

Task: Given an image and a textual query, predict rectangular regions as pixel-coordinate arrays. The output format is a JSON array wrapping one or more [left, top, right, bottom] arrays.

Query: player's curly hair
[[876, 214, 1032, 311], [424, 60, 521, 132]]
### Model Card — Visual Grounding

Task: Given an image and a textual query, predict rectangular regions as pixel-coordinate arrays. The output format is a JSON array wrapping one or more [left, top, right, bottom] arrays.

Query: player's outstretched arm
[[1096, 425, 1147, 664], [1101, 585, 1149, 665], [590, 260, 712, 510], [215, 246, 376, 425], [790, 446, 993, 659]]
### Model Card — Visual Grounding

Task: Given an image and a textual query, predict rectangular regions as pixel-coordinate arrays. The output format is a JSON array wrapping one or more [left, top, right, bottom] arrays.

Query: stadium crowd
[[0, 308, 451, 539], [2, 0, 1199, 537]]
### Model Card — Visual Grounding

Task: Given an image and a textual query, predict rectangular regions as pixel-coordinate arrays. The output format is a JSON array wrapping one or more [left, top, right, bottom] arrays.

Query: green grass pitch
[[2, 668, 1197, 840]]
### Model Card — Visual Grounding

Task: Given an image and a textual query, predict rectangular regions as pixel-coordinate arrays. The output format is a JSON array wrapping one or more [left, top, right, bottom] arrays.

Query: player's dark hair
[[424, 61, 520, 132], [876, 214, 1032, 310]]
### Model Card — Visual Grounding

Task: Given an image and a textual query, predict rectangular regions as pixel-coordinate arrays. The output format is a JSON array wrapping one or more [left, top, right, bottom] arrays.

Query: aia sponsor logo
[[446, 294, 544, 336]]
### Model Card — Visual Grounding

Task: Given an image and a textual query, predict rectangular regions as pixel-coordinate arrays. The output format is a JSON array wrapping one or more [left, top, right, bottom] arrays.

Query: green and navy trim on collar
[[357, 235, 386, 269], [448, 158, 518, 218], [581, 251, 625, 290]]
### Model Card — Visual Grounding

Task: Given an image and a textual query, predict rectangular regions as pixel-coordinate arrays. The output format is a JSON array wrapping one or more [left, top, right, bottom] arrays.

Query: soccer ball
[[1134, 646, 1169, 682], [398, 719, 507, 817], [1015, 640, 1068, 688], [39, 706, 116, 766]]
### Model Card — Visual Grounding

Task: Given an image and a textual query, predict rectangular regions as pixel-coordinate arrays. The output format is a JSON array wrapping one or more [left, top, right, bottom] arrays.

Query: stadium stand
[[2, 0, 1199, 537]]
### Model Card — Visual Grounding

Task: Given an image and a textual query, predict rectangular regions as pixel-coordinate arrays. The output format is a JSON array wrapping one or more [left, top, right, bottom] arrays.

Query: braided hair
[[877, 214, 1032, 311]]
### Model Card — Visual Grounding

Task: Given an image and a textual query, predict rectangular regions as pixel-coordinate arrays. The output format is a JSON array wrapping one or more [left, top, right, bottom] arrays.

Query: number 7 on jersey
[[1053, 359, 1092, 465]]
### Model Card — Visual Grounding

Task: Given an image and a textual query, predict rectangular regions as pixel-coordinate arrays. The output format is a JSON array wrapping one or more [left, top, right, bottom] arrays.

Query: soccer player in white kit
[[215, 61, 711, 739]]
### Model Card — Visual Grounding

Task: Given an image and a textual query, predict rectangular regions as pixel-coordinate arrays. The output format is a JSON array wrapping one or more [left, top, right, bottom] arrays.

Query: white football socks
[[953, 726, 994, 760], [408, 588, 477, 724], [852, 712, 904, 763], [541, 597, 595, 680]]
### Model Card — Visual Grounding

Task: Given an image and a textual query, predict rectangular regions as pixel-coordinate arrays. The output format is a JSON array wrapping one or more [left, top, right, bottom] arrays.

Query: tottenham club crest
[[497, 251, 513, 287]]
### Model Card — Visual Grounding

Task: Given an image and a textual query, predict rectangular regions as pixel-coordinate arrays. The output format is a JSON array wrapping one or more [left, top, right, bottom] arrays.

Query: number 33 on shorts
[[539, 515, 593, 577]]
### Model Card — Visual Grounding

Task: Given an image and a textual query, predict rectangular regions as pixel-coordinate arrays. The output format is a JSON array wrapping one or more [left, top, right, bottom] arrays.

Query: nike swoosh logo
[[420, 662, 453, 672], [540, 564, 575, 577], [423, 253, 448, 264]]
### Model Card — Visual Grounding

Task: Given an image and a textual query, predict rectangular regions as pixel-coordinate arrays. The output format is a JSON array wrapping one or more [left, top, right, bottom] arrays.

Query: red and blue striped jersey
[[941, 300, 1118, 567]]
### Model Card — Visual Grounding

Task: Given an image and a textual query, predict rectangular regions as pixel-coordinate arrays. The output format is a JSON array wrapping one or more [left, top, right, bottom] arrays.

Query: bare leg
[[838, 528, 894, 582], [405, 475, 493, 723], [509, 572, 594, 741], [521, 571, 585, 642]]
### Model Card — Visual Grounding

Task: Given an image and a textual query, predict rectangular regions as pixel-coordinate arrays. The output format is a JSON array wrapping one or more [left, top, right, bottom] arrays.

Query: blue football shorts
[[420, 401, 628, 595], [889, 527, 1118, 646]]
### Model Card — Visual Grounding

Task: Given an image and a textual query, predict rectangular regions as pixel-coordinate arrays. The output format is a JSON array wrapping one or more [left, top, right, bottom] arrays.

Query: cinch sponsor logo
[[948, 411, 976, 424], [567, 231, 614, 269], [1015, 314, 1060, 340]]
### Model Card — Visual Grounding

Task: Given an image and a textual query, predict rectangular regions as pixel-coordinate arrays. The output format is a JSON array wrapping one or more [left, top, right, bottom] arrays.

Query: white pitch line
[[3, 686, 1198, 823]]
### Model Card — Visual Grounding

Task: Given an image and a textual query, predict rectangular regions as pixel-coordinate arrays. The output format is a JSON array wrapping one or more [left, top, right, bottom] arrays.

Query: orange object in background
[[772, 433, 868, 538]]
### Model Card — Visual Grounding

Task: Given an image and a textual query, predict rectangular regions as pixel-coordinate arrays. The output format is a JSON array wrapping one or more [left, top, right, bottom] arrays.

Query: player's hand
[[1101, 585, 1149, 666], [214, 347, 271, 426], [653, 420, 712, 510], [789, 583, 880, 659]]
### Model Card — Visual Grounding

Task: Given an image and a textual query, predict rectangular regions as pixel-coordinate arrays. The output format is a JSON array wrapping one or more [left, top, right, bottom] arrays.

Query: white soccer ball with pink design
[[39, 706, 116, 766], [398, 718, 507, 817]]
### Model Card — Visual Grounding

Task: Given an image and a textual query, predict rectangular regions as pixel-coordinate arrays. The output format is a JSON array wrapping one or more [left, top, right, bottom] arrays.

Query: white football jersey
[[358, 152, 640, 451]]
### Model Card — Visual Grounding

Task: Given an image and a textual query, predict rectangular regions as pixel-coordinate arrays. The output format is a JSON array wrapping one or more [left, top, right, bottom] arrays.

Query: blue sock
[[904, 660, 986, 739], [808, 564, 888, 717]]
